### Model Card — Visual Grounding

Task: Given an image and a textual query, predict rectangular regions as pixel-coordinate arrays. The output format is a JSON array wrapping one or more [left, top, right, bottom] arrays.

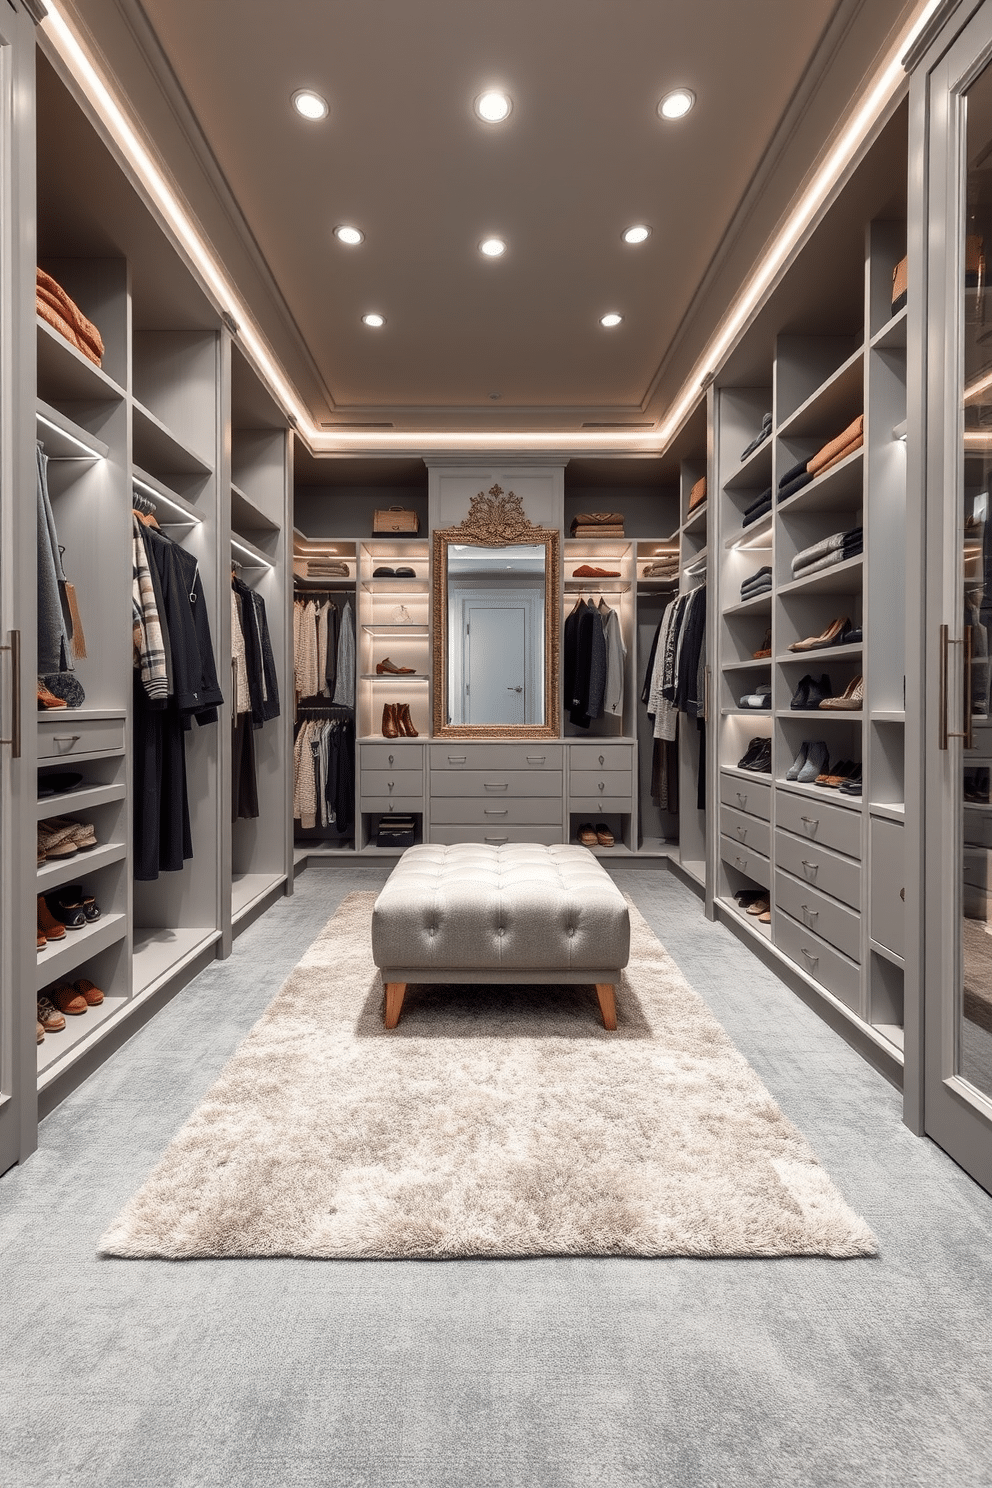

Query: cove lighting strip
[[44, 0, 942, 457], [132, 475, 202, 524], [232, 538, 274, 570], [36, 411, 102, 459]]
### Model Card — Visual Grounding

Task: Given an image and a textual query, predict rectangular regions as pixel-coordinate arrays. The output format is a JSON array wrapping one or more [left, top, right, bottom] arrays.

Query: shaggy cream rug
[[100, 893, 877, 1260]]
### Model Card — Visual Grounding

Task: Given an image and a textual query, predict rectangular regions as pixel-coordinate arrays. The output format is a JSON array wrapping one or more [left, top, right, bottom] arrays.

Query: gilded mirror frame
[[432, 485, 560, 738]]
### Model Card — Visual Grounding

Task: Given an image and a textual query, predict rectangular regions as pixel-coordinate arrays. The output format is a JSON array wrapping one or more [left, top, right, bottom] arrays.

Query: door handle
[[526, 756, 546, 765], [484, 835, 509, 844], [0, 630, 20, 758], [940, 623, 974, 749], [507, 686, 523, 693], [52, 734, 81, 745]]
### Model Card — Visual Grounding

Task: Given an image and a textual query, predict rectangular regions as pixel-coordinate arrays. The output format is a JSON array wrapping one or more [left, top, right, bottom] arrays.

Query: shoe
[[785, 743, 808, 781], [839, 624, 862, 645], [577, 823, 598, 846], [50, 983, 88, 1015], [45, 892, 86, 931], [737, 737, 765, 769], [36, 996, 65, 1033], [372, 566, 396, 577], [36, 821, 79, 860], [790, 674, 832, 709], [788, 616, 850, 652], [734, 890, 764, 908], [37, 680, 68, 710], [595, 823, 615, 846], [376, 657, 416, 675], [797, 741, 829, 784], [393, 567, 416, 578], [746, 897, 770, 917], [839, 777, 863, 796], [819, 675, 863, 710], [37, 770, 84, 798], [752, 628, 772, 660], [382, 703, 400, 739], [814, 760, 854, 787], [572, 565, 620, 578], [61, 887, 100, 923], [758, 908, 771, 924], [46, 817, 97, 849], [37, 1020, 44, 1044], [37, 895, 66, 943], [37, 929, 47, 952], [73, 977, 104, 1005], [396, 703, 419, 737], [740, 738, 772, 773]]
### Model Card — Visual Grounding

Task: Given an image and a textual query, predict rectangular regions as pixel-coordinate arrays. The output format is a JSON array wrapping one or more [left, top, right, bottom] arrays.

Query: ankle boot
[[382, 703, 400, 739], [397, 703, 418, 737]]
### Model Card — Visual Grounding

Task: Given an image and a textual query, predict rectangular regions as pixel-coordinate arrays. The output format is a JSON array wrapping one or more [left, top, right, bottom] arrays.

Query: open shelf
[[725, 593, 773, 616], [231, 481, 280, 534], [132, 465, 204, 525], [36, 913, 127, 991], [725, 511, 774, 548], [36, 317, 126, 403], [36, 398, 109, 461], [778, 553, 863, 597], [37, 841, 126, 890], [777, 449, 864, 516], [36, 782, 126, 819], [776, 643, 863, 664], [361, 672, 430, 681], [231, 533, 274, 571], [870, 305, 908, 350], [132, 927, 221, 998], [361, 623, 429, 637], [723, 658, 773, 672], [870, 801, 906, 821], [774, 777, 862, 810], [723, 438, 773, 493], [132, 398, 213, 477], [777, 344, 863, 440], [232, 872, 286, 922], [718, 895, 772, 941], [37, 993, 130, 1079]]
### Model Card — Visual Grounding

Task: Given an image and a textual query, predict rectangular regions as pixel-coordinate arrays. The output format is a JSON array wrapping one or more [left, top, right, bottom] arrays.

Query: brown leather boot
[[397, 703, 418, 737], [382, 703, 399, 738]]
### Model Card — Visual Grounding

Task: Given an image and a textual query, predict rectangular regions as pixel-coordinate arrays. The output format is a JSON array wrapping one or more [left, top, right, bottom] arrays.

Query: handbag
[[373, 505, 419, 534], [891, 255, 908, 310]]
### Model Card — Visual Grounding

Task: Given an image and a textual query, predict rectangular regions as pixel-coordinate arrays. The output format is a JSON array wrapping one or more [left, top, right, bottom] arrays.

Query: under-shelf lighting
[[893, 420, 908, 441], [231, 538, 274, 570], [36, 413, 103, 460], [132, 476, 202, 525]]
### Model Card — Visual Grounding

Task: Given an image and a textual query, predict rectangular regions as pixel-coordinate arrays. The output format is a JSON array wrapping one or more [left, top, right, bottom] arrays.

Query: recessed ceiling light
[[475, 91, 512, 123], [334, 225, 364, 246], [622, 224, 651, 245], [362, 313, 385, 328], [658, 88, 695, 120], [600, 313, 623, 328], [293, 89, 328, 121], [479, 237, 507, 258]]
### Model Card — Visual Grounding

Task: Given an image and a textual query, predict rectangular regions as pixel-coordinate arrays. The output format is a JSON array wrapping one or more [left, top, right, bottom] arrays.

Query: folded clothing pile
[[742, 486, 773, 529], [36, 269, 105, 367], [891, 255, 907, 314], [687, 477, 707, 513], [791, 526, 863, 579], [779, 414, 864, 502], [740, 565, 772, 600], [305, 559, 350, 579], [740, 413, 772, 462], [571, 512, 625, 538], [642, 555, 678, 579]]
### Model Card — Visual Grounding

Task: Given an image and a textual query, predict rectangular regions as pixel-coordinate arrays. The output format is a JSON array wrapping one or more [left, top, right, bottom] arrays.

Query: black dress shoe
[[839, 624, 862, 645], [806, 674, 833, 708], [393, 567, 416, 578], [45, 891, 86, 930], [372, 566, 396, 577], [790, 675, 812, 709]]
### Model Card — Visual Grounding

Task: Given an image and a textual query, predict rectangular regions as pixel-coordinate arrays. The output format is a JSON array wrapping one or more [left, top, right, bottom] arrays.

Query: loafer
[[45, 892, 86, 931], [61, 886, 101, 923], [393, 567, 416, 578], [74, 977, 104, 1005], [37, 770, 84, 798], [577, 823, 598, 846], [51, 983, 88, 1015], [595, 823, 615, 847], [372, 566, 396, 577]]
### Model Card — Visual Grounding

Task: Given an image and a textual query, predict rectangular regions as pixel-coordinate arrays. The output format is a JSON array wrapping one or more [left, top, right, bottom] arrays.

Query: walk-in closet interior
[[1, 0, 992, 1211]]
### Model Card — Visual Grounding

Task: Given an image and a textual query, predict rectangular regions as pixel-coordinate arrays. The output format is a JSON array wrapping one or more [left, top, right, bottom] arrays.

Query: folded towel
[[778, 459, 808, 490], [792, 530, 849, 574], [36, 268, 105, 365], [743, 486, 773, 517], [740, 414, 772, 462], [814, 434, 863, 478], [779, 471, 813, 502], [570, 512, 624, 534], [808, 416, 864, 477], [742, 497, 773, 529]]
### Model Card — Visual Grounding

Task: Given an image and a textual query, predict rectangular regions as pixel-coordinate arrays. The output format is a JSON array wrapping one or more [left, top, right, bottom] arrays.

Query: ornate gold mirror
[[433, 485, 560, 738]]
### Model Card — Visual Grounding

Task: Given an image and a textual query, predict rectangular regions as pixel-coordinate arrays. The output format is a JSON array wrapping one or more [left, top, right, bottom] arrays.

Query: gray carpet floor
[[1, 863, 990, 1488]]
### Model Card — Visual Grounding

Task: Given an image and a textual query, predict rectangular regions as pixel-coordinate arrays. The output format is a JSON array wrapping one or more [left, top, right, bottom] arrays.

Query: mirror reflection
[[446, 544, 546, 726]]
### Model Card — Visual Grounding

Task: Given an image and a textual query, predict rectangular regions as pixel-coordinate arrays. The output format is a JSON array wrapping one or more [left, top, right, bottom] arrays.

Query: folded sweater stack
[[778, 415, 864, 503], [571, 512, 625, 538], [742, 486, 773, 529], [791, 527, 863, 579], [36, 269, 105, 367], [740, 565, 772, 599], [740, 412, 772, 462]]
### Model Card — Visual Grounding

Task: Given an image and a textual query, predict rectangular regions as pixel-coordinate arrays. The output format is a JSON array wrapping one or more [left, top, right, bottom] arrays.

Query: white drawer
[[776, 788, 861, 859], [361, 743, 424, 770], [720, 835, 770, 890], [430, 770, 563, 798], [719, 772, 771, 821], [720, 804, 771, 859], [569, 744, 635, 771], [361, 769, 424, 797], [38, 716, 124, 760], [429, 825, 565, 847], [775, 828, 861, 910], [430, 744, 562, 771], [430, 798, 563, 826], [774, 869, 861, 962], [774, 910, 862, 1013]]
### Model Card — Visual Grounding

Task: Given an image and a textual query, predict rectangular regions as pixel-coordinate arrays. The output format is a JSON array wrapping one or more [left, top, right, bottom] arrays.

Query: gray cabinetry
[[429, 742, 564, 845]]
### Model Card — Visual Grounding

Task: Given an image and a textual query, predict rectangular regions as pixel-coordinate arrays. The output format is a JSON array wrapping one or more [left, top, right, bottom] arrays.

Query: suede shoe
[[797, 741, 829, 783]]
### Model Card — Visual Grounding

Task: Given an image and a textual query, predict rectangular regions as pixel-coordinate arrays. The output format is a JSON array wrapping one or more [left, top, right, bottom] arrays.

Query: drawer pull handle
[[387, 780, 394, 791], [53, 734, 81, 744], [800, 947, 819, 970], [527, 756, 546, 764], [735, 855, 748, 870], [801, 859, 819, 880], [448, 755, 467, 763], [598, 781, 605, 792], [800, 816, 819, 832], [388, 754, 395, 766], [599, 754, 605, 766], [735, 825, 747, 840], [801, 904, 819, 926], [736, 792, 747, 809], [485, 835, 508, 844], [484, 809, 508, 816], [483, 782, 509, 791]]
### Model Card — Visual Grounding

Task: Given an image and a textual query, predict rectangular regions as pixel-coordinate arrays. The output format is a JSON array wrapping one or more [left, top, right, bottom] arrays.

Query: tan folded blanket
[[570, 512, 624, 534], [808, 415, 863, 476], [688, 477, 707, 511], [814, 434, 864, 479], [37, 295, 85, 356], [36, 268, 105, 365]]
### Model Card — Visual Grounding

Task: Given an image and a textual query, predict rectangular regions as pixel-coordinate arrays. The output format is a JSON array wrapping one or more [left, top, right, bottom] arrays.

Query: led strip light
[[43, 0, 943, 457]]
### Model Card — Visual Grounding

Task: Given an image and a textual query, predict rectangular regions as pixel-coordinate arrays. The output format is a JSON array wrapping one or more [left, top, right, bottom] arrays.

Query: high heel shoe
[[382, 703, 400, 739], [819, 675, 863, 710], [396, 703, 419, 737], [788, 616, 850, 652]]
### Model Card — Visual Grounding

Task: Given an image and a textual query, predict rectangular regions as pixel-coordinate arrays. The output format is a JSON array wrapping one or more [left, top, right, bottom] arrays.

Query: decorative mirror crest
[[454, 484, 541, 547]]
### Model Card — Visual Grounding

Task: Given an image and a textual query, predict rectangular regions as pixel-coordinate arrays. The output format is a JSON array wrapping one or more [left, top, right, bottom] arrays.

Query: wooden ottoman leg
[[384, 982, 407, 1029], [595, 983, 617, 1031]]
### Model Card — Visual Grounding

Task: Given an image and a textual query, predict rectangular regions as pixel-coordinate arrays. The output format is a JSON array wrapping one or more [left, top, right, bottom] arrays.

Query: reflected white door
[[464, 603, 526, 725]]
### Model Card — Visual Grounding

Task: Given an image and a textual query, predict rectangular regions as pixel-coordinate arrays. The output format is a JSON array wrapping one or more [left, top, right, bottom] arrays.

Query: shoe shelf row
[[711, 214, 908, 1065]]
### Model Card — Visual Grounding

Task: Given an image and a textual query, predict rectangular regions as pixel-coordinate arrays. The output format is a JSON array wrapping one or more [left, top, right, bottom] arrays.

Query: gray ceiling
[[105, 0, 911, 437]]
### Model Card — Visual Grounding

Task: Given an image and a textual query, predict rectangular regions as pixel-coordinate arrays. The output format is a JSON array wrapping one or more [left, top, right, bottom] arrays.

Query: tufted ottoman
[[371, 842, 630, 1029]]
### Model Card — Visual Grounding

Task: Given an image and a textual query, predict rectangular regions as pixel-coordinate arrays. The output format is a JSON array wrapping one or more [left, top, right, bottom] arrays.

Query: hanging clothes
[[599, 599, 626, 718], [564, 598, 607, 728], [132, 521, 223, 880], [332, 601, 355, 707], [37, 442, 77, 678], [643, 584, 707, 810], [293, 710, 355, 834]]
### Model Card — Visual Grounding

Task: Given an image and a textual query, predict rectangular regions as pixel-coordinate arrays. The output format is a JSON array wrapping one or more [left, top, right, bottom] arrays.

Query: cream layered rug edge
[[100, 892, 878, 1260]]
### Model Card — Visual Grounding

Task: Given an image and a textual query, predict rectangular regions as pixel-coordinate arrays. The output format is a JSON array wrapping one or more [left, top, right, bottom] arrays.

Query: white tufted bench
[[371, 842, 630, 1029]]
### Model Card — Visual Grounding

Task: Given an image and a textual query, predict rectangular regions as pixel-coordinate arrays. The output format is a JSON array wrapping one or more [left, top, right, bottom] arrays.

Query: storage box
[[373, 506, 420, 534]]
